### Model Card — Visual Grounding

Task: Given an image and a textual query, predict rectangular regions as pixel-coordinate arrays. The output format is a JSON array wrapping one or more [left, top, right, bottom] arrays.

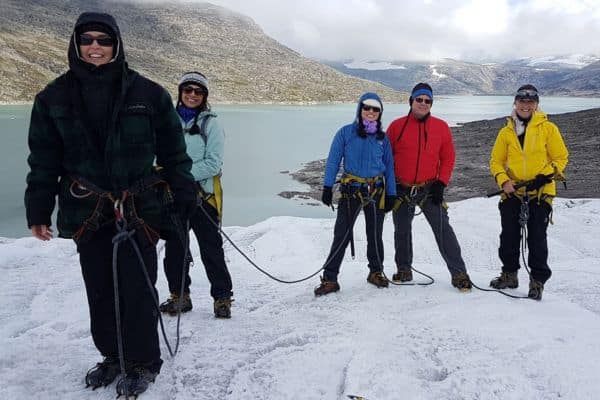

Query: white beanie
[[179, 72, 209, 93], [362, 98, 382, 109]]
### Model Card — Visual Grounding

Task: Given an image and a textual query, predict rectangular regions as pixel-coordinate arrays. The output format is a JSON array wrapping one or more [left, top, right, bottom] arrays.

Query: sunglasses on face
[[515, 89, 538, 98], [182, 86, 205, 96], [362, 105, 381, 112], [80, 34, 113, 47], [414, 97, 432, 105]]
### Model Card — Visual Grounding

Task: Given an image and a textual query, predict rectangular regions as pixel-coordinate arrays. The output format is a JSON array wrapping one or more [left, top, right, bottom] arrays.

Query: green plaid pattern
[[25, 70, 193, 237]]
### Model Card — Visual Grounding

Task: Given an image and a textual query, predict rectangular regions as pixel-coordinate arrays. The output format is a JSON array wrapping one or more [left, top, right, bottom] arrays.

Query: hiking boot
[[115, 365, 158, 397], [489, 271, 519, 289], [159, 293, 192, 316], [392, 266, 413, 282], [214, 297, 233, 319], [314, 276, 340, 296], [528, 280, 544, 301], [367, 271, 389, 288], [85, 356, 120, 389], [451, 272, 472, 291]]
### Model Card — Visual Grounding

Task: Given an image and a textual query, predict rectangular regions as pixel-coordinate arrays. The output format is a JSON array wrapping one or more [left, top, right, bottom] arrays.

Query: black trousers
[[323, 195, 385, 282], [392, 185, 467, 276], [78, 225, 161, 370], [163, 202, 233, 300], [498, 196, 552, 283]]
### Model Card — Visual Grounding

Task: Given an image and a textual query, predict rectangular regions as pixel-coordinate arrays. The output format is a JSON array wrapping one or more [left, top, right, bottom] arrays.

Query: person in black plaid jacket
[[24, 12, 196, 396]]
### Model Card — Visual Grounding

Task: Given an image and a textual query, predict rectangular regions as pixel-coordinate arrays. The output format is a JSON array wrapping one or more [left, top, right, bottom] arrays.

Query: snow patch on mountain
[[514, 54, 600, 69], [430, 64, 447, 78], [344, 60, 406, 70]]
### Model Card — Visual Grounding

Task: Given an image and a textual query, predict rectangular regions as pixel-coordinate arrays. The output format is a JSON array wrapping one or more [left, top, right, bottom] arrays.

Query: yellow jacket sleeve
[[546, 123, 569, 174], [489, 127, 510, 187]]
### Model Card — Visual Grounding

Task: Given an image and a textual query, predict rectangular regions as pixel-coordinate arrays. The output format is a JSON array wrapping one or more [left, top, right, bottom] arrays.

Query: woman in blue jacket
[[160, 72, 233, 318], [314, 92, 397, 296]]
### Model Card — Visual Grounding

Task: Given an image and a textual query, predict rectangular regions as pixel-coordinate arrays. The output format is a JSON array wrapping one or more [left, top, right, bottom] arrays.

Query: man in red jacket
[[386, 83, 471, 291]]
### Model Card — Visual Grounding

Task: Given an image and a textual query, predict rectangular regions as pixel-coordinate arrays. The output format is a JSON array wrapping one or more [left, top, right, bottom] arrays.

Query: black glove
[[527, 174, 552, 191], [172, 179, 198, 220], [321, 186, 333, 206], [384, 195, 399, 213], [429, 180, 445, 205]]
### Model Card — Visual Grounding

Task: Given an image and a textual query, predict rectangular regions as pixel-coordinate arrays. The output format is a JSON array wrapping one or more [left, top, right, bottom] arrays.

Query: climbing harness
[[72, 173, 191, 397], [69, 174, 165, 246], [394, 179, 442, 217], [339, 173, 386, 210]]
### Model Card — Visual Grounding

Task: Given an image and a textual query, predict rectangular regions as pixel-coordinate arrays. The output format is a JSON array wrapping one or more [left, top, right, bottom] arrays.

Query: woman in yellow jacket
[[489, 84, 568, 300]]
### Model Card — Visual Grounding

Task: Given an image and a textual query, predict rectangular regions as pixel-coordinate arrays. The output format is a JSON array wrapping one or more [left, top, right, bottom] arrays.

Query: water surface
[[3, 96, 600, 237]]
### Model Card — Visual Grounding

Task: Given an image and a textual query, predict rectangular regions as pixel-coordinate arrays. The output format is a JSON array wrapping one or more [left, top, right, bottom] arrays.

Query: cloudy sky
[[199, 0, 600, 62]]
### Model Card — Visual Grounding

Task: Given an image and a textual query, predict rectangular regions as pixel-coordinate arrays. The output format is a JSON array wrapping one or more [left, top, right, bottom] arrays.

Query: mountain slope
[[327, 57, 598, 95], [545, 60, 600, 96], [0, 0, 404, 103]]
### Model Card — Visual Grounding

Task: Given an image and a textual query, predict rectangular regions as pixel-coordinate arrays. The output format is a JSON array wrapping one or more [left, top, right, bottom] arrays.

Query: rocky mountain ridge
[[0, 0, 404, 104], [327, 57, 600, 96]]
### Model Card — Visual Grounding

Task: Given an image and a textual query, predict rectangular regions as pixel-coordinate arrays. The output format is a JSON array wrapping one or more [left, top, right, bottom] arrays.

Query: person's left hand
[[321, 186, 333, 207], [31, 224, 53, 241], [429, 180, 446, 205], [527, 174, 553, 191], [173, 182, 198, 220]]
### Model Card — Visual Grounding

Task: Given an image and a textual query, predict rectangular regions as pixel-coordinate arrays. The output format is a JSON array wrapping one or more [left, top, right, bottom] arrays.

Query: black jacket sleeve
[[24, 95, 63, 228]]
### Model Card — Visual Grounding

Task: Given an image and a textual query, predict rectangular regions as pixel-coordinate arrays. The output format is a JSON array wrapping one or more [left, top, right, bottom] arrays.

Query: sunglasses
[[362, 105, 381, 112], [516, 89, 538, 98], [80, 34, 113, 47], [182, 86, 205, 96], [414, 97, 432, 105]]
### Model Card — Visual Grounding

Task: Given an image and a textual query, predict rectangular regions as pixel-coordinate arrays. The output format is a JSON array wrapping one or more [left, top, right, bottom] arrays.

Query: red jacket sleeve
[[437, 124, 456, 185]]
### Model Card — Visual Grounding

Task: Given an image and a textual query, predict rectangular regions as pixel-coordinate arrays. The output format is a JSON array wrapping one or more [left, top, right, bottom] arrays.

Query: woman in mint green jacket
[[160, 72, 233, 318]]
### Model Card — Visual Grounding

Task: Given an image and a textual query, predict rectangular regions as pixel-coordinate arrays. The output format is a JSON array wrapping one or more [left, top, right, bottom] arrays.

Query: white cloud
[[530, 0, 600, 15], [290, 19, 321, 50], [344, 60, 406, 70], [188, 0, 600, 61], [453, 0, 509, 35]]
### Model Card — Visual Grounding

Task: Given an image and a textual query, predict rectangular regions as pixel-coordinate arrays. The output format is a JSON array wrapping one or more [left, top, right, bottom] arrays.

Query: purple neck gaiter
[[362, 119, 378, 134], [177, 104, 199, 123]]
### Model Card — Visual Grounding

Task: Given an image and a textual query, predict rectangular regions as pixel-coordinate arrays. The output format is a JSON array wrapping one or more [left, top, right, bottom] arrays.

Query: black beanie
[[515, 84, 539, 102]]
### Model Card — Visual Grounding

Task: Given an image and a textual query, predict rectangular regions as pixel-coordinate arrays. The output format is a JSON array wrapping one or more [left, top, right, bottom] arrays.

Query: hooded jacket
[[386, 112, 455, 186], [323, 93, 396, 196], [490, 110, 569, 197], [25, 12, 193, 237], [179, 110, 224, 194]]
